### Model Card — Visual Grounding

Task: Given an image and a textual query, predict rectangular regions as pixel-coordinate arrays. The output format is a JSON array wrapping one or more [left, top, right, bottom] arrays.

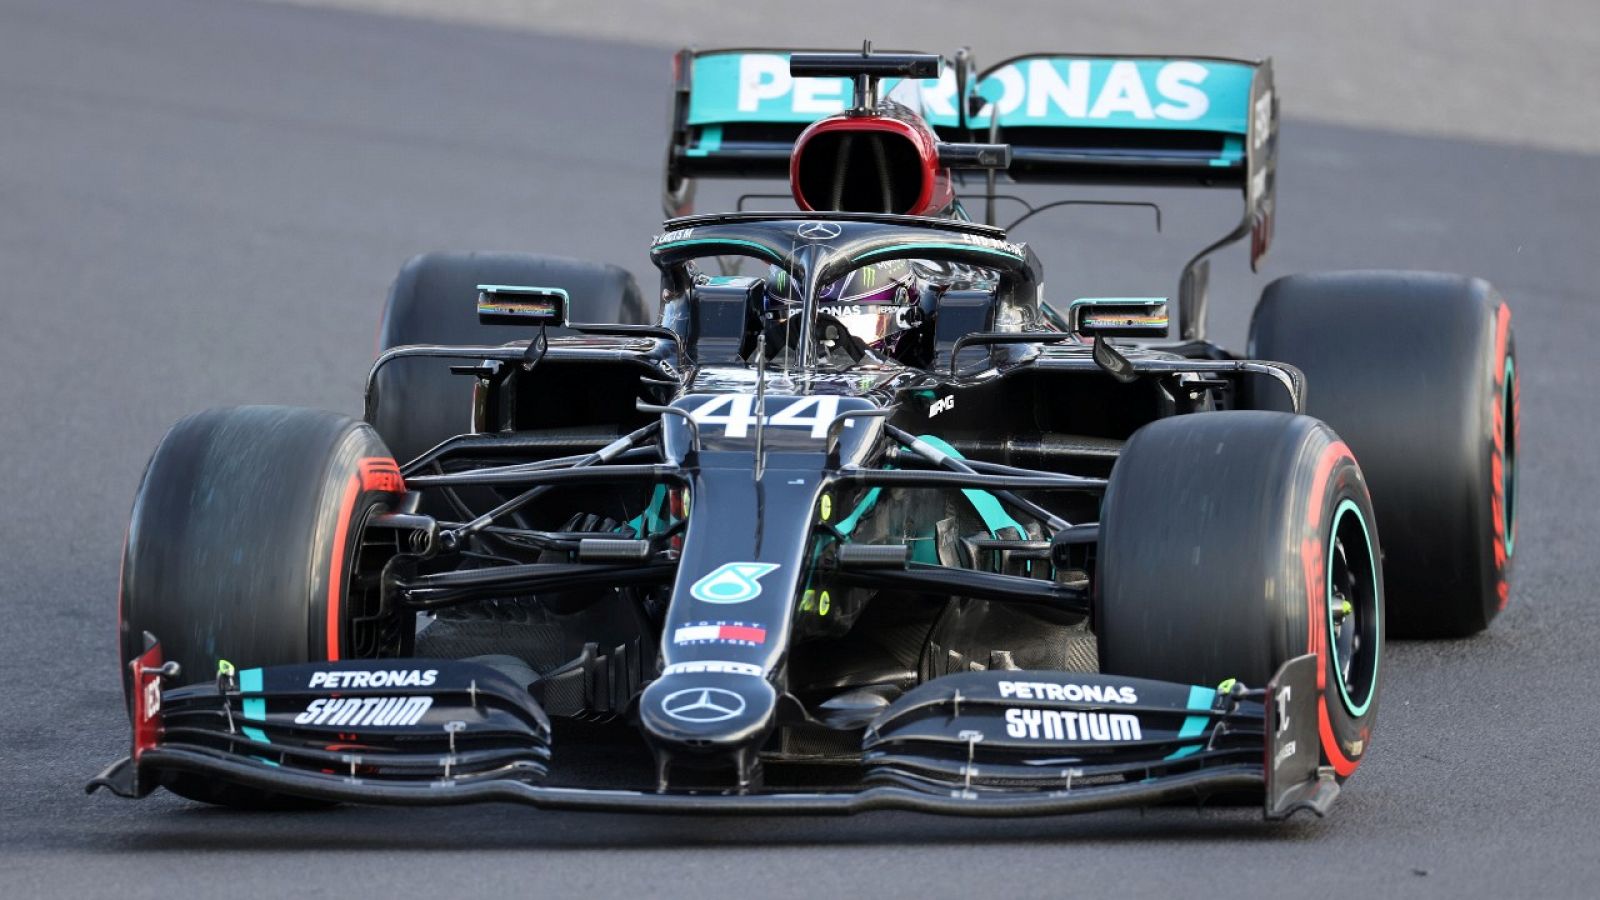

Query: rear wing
[[663, 48, 1277, 339]]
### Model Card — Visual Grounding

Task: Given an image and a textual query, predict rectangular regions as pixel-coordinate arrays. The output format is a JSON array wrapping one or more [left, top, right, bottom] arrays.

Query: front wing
[[90, 639, 1334, 819]]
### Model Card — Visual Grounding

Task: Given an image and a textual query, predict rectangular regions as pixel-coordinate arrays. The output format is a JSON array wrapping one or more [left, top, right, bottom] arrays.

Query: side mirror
[[476, 285, 569, 327], [1067, 297, 1169, 339]]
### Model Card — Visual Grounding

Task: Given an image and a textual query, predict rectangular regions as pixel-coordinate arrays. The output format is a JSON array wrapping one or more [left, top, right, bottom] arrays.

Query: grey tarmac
[[1, 0, 1597, 897]]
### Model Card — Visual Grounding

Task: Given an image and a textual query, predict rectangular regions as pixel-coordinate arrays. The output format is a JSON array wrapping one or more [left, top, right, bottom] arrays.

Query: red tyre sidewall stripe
[[1491, 302, 1513, 609], [1318, 705, 1359, 777], [1512, 358, 1520, 554], [1302, 438, 1362, 777], [325, 475, 361, 662], [326, 456, 403, 662]]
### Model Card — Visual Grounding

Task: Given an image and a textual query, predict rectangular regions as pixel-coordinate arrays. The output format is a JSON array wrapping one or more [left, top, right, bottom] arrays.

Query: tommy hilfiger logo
[[672, 621, 768, 646]]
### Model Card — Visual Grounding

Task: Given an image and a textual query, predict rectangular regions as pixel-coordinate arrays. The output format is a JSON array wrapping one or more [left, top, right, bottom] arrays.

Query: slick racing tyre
[[1249, 271, 1517, 638], [368, 251, 646, 466], [1096, 411, 1383, 780], [119, 406, 407, 807]]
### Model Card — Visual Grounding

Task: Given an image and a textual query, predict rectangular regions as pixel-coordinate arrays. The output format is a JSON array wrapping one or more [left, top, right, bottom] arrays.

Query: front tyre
[[1095, 412, 1382, 779], [119, 406, 407, 806]]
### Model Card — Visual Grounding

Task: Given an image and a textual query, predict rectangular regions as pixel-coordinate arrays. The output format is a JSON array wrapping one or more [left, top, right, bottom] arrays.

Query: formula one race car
[[93, 47, 1518, 819]]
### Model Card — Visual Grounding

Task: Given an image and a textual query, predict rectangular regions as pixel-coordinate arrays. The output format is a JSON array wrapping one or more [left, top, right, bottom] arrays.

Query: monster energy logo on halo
[[690, 562, 780, 604]]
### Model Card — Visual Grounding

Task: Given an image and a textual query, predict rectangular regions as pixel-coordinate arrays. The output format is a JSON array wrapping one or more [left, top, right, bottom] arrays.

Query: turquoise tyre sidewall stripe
[[1327, 499, 1379, 717]]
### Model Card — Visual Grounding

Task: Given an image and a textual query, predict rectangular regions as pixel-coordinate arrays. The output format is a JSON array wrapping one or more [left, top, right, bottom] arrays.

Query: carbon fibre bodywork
[[93, 47, 1382, 821]]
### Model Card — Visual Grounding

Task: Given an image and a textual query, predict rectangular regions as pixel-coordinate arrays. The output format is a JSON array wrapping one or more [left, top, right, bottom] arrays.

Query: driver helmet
[[762, 258, 934, 366]]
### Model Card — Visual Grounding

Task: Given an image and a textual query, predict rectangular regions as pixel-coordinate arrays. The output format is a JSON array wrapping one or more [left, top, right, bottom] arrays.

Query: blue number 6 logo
[[690, 562, 781, 604]]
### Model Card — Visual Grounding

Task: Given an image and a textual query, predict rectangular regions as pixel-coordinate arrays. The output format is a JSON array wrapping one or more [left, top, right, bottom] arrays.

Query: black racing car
[[93, 48, 1517, 819]]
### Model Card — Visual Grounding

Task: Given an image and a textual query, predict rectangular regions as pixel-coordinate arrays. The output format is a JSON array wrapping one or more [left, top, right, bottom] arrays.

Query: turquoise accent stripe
[[834, 488, 882, 536], [243, 725, 279, 765], [654, 237, 781, 263], [913, 435, 1027, 542], [629, 484, 670, 538], [242, 727, 278, 766], [1210, 135, 1245, 167], [1165, 684, 1215, 759], [832, 467, 937, 563], [686, 124, 723, 157], [1177, 684, 1213, 738], [236, 668, 278, 765], [854, 243, 1021, 264]]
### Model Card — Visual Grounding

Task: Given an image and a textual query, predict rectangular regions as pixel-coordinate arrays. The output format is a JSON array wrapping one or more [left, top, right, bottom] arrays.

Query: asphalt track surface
[[261, 0, 1600, 154], [2, 0, 1599, 897]]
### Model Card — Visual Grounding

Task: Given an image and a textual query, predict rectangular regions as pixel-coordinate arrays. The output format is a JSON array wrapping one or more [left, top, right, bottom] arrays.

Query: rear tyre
[[369, 251, 646, 465], [1096, 412, 1382, 780], [1249, 271, 1517, 638], [119, 406, 407, 807]]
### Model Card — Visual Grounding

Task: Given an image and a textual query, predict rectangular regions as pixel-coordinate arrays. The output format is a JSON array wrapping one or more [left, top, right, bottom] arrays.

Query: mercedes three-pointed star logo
[[796, 220, 843, 241], [661, 686, 746, 723]]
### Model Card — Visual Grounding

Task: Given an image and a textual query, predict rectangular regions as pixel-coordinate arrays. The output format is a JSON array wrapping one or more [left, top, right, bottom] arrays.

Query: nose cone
[[639, 673, 777, 751]]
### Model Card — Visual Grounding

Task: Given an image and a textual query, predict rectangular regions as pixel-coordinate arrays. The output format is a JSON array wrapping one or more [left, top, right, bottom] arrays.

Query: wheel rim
[[1327, 499, 1380, 716]]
